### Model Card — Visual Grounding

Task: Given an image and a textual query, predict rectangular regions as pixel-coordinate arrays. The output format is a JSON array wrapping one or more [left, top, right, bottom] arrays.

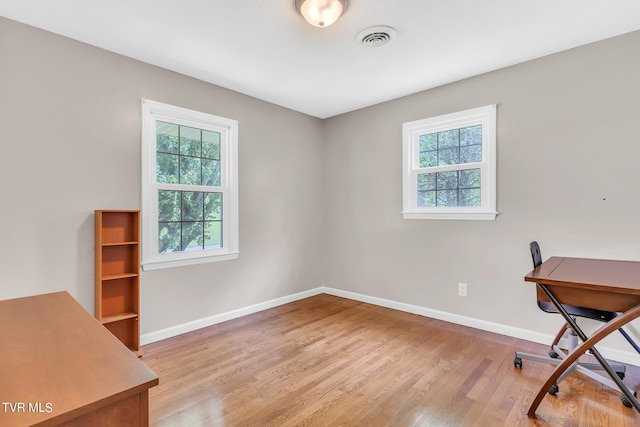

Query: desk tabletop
[[0, 291, 158, 427], [525, 256, 640, 295]]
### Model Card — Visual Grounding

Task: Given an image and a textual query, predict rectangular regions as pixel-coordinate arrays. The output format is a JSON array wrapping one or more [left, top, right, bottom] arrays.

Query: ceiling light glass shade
[[296, 0, 348, 28]]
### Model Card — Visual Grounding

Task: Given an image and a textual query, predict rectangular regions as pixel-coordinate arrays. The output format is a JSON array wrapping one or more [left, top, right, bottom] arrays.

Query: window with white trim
[[402, 105, 497, 220], [141, 99, 239, 270]]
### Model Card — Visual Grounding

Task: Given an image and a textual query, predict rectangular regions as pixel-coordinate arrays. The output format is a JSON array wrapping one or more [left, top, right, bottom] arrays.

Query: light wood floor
[[142, 294, 640, 426]]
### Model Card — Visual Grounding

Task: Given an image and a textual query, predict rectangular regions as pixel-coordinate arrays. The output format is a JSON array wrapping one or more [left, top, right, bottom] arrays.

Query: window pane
[[419, 150, 436, 168], [437, 171, 458, 190], [182, 192, 203, 221], [204, 193, 222, 220], [180, 157, 202, 185], [182, 222, 203, 251], [437, 190, 458, 206], [419, 133, 437, 151], [437, 147, 460, 166], [416, 170, 481, 208], [460, 144, 482, 163], [156, 153, 179, 184], [202, 159, 221, 186], [158, 222, 180, 253], [205, 221, 222, 248], [418, 191, 436, 207], [180, 126, 201, 157], [156, 122, 179, 154], [202, 131, 220, 159], [158, 190, 180, 222], [157, 190, 221, 253], [460, 125, 481, 146], [419, 126, 481, 167], [459, 188, 481, 206], [438, 129, 459, 148], [418, 173, 435, 191], [156, 123, 221, 188], [459, 169, 481, 188]]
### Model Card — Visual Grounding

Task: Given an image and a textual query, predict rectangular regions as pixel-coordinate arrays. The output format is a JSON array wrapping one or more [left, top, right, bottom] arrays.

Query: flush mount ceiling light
[[295, 0, 348, 28]]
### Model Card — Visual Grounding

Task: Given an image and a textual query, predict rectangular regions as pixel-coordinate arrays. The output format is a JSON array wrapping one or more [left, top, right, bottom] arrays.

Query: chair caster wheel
[[514, 357, 522, 369], [617, 371, 625, 380], [549, 384, 559, 396], [548, 350, 558, 358], [621, 395, 632, 408], [620, 391, 637, 408]]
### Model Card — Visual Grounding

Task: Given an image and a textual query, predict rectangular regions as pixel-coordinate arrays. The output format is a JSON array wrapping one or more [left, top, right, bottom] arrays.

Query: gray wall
[[1, 16, 639, 353], [322, 30, 640, 347], [0, 17, 324, 334]]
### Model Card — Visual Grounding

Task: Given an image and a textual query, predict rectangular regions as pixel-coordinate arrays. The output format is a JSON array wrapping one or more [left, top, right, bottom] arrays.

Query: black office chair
[[515, 241, 640, 404]]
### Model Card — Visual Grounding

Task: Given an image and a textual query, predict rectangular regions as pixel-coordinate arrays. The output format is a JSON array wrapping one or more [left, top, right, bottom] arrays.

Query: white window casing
[[141, 99, 239, 270], [402, 104, 497, 220]]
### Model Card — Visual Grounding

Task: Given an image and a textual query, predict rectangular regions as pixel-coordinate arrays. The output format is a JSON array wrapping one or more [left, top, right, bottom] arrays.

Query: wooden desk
[[0, 292, 158, 426], [525, 257, 640, 418]]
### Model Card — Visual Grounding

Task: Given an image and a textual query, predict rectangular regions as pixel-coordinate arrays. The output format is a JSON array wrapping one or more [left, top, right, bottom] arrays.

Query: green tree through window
[[417, 125, 482, 207], [156, 122, 222, 253]]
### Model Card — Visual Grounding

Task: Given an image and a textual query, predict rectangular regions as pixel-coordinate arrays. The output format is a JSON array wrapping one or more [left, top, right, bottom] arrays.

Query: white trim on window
[[141, 99, 239, 270], [402, 105, 497, 220]]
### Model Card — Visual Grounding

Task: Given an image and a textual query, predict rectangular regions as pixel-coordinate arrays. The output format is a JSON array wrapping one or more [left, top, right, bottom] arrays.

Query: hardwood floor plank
[[142, 294, 640, 426]]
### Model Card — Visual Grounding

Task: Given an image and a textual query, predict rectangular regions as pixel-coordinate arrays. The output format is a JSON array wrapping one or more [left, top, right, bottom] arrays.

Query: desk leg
[[527, 289, 640, 418]]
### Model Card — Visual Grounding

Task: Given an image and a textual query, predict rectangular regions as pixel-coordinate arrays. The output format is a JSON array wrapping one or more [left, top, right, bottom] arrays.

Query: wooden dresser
[[0, 292, 158, 426]]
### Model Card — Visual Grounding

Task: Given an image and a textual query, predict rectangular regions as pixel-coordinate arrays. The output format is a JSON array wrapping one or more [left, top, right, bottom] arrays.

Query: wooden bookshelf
[[95, 210, 142, 356]]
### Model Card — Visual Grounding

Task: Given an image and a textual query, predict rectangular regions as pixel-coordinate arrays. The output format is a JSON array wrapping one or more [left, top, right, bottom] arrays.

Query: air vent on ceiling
[[356, 26, 396, 48]]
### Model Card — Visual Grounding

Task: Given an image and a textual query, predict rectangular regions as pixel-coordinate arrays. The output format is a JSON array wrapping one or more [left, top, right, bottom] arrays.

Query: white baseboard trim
[[141, 285, 640, 366], [320, 286, 640, 366], [320, 286, 551, 342], [140, 288, 324, 345]]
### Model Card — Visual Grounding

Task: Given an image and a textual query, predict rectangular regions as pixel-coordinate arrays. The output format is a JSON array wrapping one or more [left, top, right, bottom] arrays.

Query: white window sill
[[402, 211, 498, 221], [142, 252, 239, 271]]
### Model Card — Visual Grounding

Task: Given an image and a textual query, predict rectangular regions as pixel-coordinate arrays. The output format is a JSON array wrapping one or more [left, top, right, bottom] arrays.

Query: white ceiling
[[1, 0, 640, 118]]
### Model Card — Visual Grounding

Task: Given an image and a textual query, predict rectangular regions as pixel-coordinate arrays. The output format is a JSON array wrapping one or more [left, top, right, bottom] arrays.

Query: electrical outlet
[[458, 282, 467, 297]]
